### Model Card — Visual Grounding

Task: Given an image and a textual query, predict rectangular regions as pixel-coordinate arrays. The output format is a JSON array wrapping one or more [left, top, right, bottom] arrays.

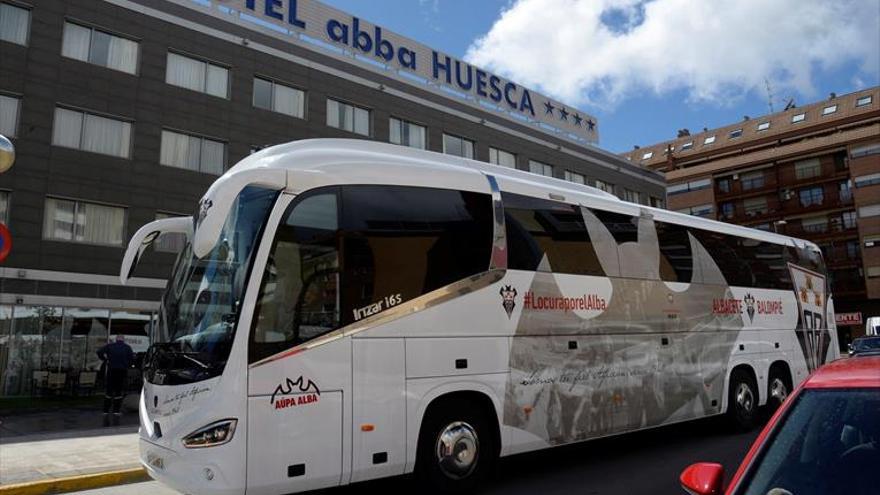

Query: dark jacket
[[97, 341, 134, 370]]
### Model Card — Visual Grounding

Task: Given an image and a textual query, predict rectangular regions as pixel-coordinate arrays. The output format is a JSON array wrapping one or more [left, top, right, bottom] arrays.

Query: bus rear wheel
[[416, 402, 495, 493], [727, 369, 758, 431]]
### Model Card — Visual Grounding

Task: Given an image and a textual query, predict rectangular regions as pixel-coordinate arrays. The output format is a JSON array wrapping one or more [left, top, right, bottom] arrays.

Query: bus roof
[[192, 138, 817, 258]]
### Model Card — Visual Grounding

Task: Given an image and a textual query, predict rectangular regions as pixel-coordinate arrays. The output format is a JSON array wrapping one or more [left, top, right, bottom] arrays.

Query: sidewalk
[[0, 404, 146, 492]]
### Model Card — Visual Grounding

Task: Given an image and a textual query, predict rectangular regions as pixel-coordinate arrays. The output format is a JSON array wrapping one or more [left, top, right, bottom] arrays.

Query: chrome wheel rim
[[736, 382, 754, 414], [769, 378, 788, 404], [435, 421, 479, 480]]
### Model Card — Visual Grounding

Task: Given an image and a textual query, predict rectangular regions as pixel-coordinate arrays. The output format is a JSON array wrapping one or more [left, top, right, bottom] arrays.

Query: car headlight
[[182, 419, 237, 449]]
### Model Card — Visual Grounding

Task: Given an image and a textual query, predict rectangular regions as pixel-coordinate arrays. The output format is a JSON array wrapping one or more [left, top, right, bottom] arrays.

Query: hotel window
[[856, 95, 873, 107], [667, 178, 710, 196], [741, 171, 765, 191], [865, 235, 880, 248], [799, 186, 824, 207], [822, 105, 837, 116], [160, 129, 225, 175], [791, 113, 806, 123], [327, 99, 370, 136], [61, 22, 139, 74], [641, 151, 653, 160], [43, 197, 125, 246], [794, 158, 821, 179], [564, 170, 585, 185], [0, 93, 20, 137], [757, 121, 770, 131], [389, 117, 426, 149], [154, 212, 187, 253], [703, 135, 716, 145], [859, 204, 880, 218], [623, 188, 641, 203], [846, 240, 860, 259], [717, 177, 731, 193], [868, 267, 880, 278], [729, 128, 743, 139], [801, 215, 828, 233], [253, 77, 305, 118], [52, 107, 132, 158], [489, 147, 516, 168], [528, 160, 553, 177], [650, 196, 665, 208], [0, 190, 9, 224], [690, 204, 713, 217], [166, 52, 229, 98], [840, 179, 853, 202], [442, 133, 474, 159], [0, 2, 29, 46], [743, 196, 768, 216], [594, 179, 614, 194], [680, 141, 693, 151], [855, 173, 880, 188]]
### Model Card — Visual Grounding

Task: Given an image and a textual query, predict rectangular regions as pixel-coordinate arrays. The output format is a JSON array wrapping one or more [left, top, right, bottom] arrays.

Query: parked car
[[679, 356, 880, 495], [848, 336, 880, 357]]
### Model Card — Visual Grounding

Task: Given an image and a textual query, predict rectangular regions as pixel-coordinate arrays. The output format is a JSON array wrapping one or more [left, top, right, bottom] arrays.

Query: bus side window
[[340, 185, 493, 326], [249, 190, 341, 364], [503, 193, 604, 276], [656, 222, 693, 284]]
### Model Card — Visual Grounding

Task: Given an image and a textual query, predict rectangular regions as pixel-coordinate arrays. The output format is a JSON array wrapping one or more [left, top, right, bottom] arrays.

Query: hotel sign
[[835, 312, 862, 326], [192, 0, 598, 144]]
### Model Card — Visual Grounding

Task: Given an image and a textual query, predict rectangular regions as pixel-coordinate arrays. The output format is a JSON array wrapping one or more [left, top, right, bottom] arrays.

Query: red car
[[680, 356, 880, 495]]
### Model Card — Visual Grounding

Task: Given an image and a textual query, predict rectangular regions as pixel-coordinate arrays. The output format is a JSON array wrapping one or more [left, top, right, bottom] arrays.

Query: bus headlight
[[182, 419, 237, 449]]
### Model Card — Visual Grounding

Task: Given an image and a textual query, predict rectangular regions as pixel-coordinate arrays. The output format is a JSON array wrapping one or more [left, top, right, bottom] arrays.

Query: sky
[[322, 0, 880, 154]]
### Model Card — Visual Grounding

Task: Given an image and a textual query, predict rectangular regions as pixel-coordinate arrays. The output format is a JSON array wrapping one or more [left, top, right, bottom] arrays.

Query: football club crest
[[743, 293, 756, 323], [500, 285, 517, 319]]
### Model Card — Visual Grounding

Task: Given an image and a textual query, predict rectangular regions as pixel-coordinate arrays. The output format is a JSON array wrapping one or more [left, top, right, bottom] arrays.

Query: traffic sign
[[0, 223, 11, 263]]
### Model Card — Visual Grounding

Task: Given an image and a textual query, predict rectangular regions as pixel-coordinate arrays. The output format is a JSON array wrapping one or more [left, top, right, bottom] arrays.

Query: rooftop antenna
[[764, 78, 775, 113]]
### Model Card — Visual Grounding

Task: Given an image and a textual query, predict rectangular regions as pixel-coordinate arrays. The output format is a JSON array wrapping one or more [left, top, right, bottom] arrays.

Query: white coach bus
[[121, 139, 838, 495]]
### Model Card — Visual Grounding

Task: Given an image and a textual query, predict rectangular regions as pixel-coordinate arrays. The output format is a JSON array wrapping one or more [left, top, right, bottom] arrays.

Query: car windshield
[[144, 185, 278, 385], [852, 337, 880, 353], [738, 388, 879, 495]]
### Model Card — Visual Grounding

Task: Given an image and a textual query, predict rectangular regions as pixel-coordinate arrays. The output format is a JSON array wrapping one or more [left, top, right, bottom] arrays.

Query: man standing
[[97, 334, 134, 425]]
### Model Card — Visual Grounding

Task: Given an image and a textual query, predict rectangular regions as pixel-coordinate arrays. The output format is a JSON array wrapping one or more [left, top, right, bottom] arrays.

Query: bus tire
[[766, 365, 791, 413], [415, 400, 496, 493], [727, 368, 758, 431]]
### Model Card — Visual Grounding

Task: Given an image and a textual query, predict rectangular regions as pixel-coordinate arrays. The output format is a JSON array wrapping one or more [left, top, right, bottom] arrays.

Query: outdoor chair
[[32, 370, 49, 394], [76, 370, 98, 395]]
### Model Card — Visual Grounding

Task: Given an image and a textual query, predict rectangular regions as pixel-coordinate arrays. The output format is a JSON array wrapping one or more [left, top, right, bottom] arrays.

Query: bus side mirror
[[120, 216, 193, 284], [680, 462, 724, 495]]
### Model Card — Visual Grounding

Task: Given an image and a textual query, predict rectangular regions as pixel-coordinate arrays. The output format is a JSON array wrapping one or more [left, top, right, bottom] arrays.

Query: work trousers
[[103, 369, 127, 414]]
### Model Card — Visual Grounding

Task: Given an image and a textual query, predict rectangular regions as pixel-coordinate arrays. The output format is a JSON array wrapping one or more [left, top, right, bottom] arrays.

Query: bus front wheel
[[727, 368, 758, 431], [416, 401, 496, 493]]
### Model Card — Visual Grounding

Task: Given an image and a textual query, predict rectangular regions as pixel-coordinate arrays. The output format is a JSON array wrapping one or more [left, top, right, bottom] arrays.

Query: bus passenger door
[[244, 189, 351, 494], [350, 338, 406, 483]]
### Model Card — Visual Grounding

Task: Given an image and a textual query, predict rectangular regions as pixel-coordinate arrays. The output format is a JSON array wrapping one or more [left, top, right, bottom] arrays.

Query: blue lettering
[[475, 69, 488, 97], [503, 82, 517, 108], [519, 90, 535, 116], [398, 48, 416, 69], [353, 17, 372, 53], [327, 19, 348, 43], [265, 0, 283, 21], [455, 61, 472, 90], [288, 0, 306, 29], [489, 75, 502, 102], [375, 26, 393, 61], [432, 52, 451, 84]]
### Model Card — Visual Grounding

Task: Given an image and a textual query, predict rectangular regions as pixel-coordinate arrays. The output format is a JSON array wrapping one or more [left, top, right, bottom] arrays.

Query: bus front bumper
[[140, 437, 244, 495]]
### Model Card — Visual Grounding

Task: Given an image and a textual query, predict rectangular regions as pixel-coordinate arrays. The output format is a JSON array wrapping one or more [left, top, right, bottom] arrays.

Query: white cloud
[[464, 0, 880, 108]]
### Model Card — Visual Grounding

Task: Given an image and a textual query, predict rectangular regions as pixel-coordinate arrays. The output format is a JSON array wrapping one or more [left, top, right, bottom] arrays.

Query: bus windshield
[[144, 185, 278, 385]]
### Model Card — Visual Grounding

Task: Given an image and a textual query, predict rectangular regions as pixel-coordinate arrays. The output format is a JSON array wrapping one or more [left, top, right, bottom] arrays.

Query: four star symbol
[[543, 101, 597, 135]]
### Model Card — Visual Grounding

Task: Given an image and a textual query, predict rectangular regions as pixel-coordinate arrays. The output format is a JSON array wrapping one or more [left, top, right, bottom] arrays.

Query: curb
[[0, 468, 150, 495]]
